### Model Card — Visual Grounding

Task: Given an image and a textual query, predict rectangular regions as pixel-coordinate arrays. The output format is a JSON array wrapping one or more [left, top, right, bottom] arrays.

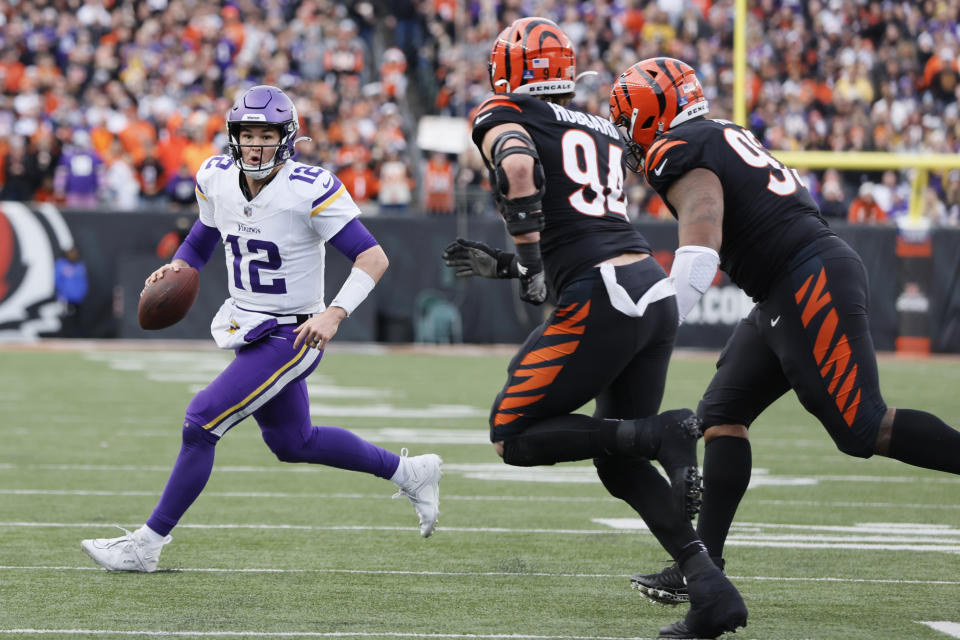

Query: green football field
[[0, 342, 957, 640]]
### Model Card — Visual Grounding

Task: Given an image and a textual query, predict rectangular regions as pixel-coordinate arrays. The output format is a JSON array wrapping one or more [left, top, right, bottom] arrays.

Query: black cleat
[[633, 558, 724, 606], [632, 562, 688, 605], [655, 409, 704, 520], [658, 568, 747, 639]]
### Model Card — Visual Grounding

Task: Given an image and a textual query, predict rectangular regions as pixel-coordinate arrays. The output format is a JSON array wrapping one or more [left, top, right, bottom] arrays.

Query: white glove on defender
[[670, 245, 719, 325]]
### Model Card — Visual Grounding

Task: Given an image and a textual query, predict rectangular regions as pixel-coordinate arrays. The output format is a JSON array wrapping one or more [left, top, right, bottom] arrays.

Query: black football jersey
[[643, 118, 835, 301], [472, 93, 650, 295]]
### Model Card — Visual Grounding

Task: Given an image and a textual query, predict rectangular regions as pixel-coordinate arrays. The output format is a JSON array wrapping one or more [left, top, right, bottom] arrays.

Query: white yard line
[[0, 631, 652, 640], [920, 622, 960, 638], [0, 565, 958, 587], [2, 521, 960, 553]]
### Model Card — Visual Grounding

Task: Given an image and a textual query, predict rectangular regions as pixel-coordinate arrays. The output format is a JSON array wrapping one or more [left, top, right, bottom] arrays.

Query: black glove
[[515, 242, 547, 305], [442, 238, 518, 279], [519, 270, 547, 305]]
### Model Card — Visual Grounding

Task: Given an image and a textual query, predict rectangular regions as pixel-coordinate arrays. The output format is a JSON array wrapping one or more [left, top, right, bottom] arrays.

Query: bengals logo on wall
[[0, 202, 74, 337]]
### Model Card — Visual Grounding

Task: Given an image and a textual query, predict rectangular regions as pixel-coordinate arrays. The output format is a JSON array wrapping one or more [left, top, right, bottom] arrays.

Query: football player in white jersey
[[81, 85, 443, 572]]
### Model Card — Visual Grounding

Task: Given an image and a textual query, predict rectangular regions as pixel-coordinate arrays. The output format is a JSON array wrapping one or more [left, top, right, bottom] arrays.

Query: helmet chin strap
[[240, 164, 277, 180], [238, 141, 284, 179]]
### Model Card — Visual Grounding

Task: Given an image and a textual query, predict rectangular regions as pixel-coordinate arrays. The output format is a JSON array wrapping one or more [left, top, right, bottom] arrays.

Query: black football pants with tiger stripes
[[699, 235, 889, 457], [490, 256, 677, 445]]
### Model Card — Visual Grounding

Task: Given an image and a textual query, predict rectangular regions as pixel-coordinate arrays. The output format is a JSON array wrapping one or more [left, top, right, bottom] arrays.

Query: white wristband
[[329, 267, 376, 316], [670, 245, 719, 324]]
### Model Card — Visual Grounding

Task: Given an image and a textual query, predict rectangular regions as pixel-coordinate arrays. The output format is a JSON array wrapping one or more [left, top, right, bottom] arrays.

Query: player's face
[[237, 125, 281, 167]]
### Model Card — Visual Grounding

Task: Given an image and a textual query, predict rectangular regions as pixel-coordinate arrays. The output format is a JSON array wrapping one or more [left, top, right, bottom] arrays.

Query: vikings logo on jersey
[[195, 154, 359, 315]]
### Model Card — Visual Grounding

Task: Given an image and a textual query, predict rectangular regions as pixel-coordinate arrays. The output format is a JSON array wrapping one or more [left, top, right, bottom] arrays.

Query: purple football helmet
[[226, 85, 300, 179]]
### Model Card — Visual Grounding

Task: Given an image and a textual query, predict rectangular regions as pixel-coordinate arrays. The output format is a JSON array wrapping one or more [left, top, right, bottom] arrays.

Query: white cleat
[[81, 527, 171, 572], [393, 450, 443, 537]]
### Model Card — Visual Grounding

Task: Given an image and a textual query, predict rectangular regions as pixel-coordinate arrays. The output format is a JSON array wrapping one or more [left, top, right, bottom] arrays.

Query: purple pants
[[146, 325, 400, 536]]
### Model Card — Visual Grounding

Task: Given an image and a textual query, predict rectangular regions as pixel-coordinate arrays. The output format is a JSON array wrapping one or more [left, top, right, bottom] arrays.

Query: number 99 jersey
[[643, 118, 835, 301], [195, 155, 360, 314], [472, 93, 651, 295]]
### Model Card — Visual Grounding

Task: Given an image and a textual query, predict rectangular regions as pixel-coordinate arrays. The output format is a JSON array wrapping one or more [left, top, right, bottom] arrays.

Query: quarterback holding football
[[82, 85, 443, 572]]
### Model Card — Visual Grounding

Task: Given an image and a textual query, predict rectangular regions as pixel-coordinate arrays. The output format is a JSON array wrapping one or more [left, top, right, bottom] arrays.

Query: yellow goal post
[[732, 0, 960, 222]]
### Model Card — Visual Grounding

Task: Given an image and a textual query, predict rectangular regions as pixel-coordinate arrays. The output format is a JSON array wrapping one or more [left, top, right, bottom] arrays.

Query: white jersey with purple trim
[[194, 155, 359, 314]]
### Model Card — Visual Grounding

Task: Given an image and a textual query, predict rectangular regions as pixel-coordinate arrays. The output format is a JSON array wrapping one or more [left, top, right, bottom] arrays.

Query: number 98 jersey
[[643, 118, 834, 301], [472, 93, 651, 295], [195, 155, 360, 314]]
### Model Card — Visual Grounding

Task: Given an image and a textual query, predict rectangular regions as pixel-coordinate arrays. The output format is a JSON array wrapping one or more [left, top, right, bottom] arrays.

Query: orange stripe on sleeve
[[476, 97, 522, 116], [644, 140, 686, 180]]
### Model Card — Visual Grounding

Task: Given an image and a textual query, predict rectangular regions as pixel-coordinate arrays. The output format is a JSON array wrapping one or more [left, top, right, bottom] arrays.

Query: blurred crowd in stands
[[1, 0, 959, 228]]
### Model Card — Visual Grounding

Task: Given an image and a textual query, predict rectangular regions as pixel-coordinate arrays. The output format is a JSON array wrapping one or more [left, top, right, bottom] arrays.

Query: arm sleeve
[[172, 219, 221, 269], [328, 218, 378, 261]]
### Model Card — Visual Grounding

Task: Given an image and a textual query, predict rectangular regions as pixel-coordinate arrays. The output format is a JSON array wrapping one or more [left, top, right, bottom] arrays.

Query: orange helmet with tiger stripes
[[488, 17, 576, 96], [609, 57, 709, 171]]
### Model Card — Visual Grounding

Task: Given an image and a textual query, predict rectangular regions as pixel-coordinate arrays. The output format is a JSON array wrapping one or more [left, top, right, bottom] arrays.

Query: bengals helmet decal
[[488, 17, 576, 96], [609, 57, 709, 172]]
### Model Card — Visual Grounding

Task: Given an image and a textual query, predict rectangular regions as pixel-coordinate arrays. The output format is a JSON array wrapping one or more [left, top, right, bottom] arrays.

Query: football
[[137, 266, 200, 330]]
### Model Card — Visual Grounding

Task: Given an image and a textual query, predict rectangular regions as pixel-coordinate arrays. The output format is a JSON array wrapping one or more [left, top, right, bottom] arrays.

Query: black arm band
[[496, 251, 521, 278], [515, 242, 543, 276]]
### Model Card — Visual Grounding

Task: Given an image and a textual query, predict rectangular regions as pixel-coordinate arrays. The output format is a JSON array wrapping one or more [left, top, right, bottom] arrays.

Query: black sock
[[697, 435, 751, 559], [594, 455, 699, 558], [888, 409, 960, 474], [677, 542, 716, 581]]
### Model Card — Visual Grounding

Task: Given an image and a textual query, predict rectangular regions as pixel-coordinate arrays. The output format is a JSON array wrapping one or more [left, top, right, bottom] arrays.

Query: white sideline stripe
[[0, 631, 651, 640], [753, 499, 960, 511], [0, 631, 649, 639], [4, 522, 960, 553], [920, 622, 960, 638], [2, 565, 959, 587]]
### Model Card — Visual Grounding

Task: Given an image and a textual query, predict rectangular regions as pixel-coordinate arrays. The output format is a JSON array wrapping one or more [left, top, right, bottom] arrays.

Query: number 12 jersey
[[195, 155, 360, 314]]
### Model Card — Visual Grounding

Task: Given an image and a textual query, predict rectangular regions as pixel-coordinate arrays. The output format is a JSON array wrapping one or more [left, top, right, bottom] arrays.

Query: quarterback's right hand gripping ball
[[138, 267, 200, 330]]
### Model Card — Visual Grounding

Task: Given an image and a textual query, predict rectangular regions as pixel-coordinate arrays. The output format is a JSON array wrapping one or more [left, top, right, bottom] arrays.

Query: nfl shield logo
[[243, 205, 253, 217]]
